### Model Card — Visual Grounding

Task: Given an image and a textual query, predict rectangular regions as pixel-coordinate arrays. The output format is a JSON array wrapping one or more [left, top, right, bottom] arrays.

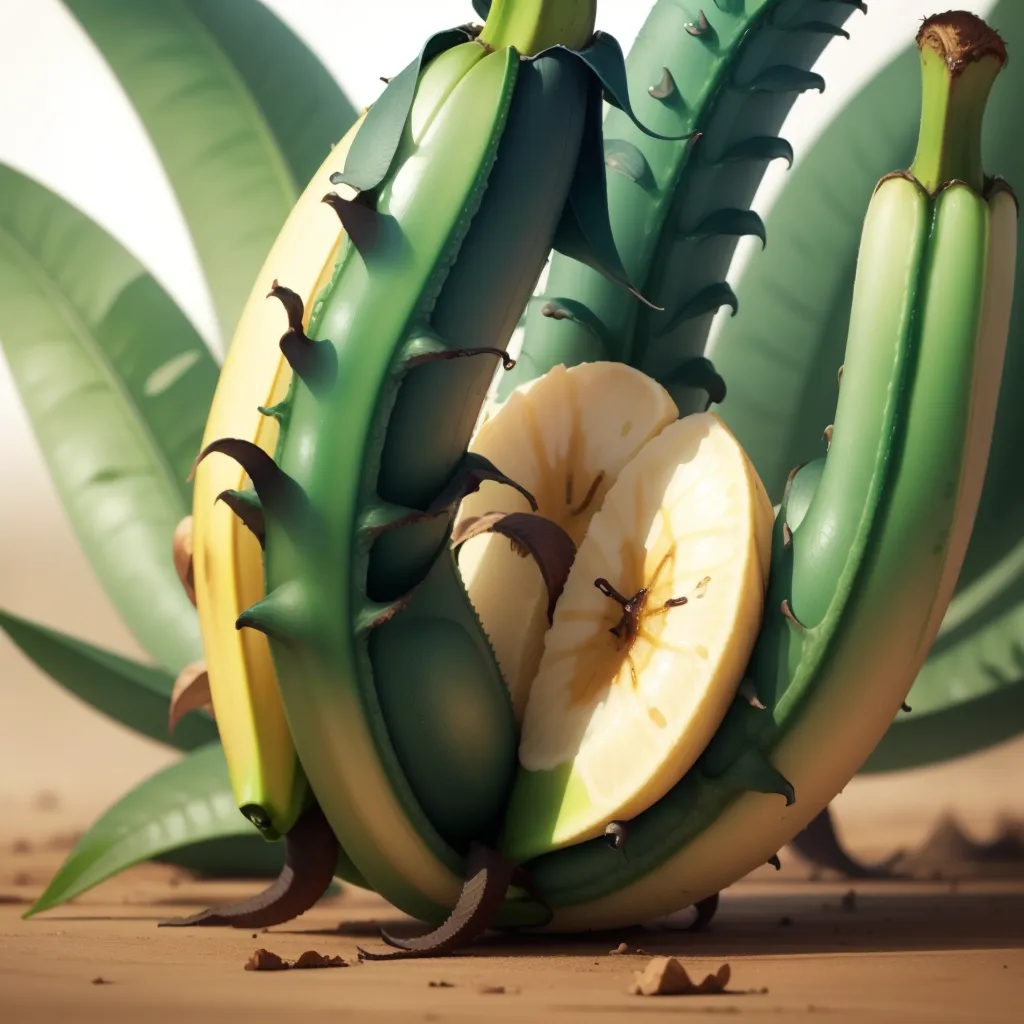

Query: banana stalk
[[191, 0, 685, 947], [520, 10, 1017, 930], [499, 0, 864, 413]]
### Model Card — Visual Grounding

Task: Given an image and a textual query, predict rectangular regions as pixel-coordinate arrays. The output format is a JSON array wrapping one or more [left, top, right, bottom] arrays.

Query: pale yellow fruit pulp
[[457, 362, 679, 721], [500, 413, 773, 863]]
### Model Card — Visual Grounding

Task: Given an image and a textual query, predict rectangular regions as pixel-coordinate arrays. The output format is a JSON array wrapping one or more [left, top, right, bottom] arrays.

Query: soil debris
[[11, 839, 31, 854], [245, 949, 289, 972], [629, 957, 731, 996], [841, 889, 857, 911], [0, 894, 31, 905], [428, 980, 454, 988], [479, 985, 507, 994], [91, 977, 112, 985], [245, 948, 348, 971]]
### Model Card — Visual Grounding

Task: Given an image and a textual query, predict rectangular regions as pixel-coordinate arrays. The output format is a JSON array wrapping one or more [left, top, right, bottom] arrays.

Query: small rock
[[292, 950, 347, 969], [91, 977, 112, 985], [840, 889, 857, 911], [245, 949, 289, 972], [610, 942, 630, 955], [629, 957, 731, 996], [479, 985, 506, 995], [429, 980, 454, 988]]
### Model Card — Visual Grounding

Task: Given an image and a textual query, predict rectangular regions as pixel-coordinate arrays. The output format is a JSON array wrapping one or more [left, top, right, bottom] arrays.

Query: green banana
[[500, 0, 865, 413], [518, 10, 1017, 929], [191, 0, 687, 945]]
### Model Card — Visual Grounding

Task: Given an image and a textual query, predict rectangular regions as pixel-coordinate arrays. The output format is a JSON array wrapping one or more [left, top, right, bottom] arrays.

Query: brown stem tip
[[917, 11, 1007, 74]]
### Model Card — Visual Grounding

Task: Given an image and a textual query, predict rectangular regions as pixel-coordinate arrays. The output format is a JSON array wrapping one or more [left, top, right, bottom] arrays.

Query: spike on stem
[[685, 11, 710, 37], [911, 12, 1007, 194]]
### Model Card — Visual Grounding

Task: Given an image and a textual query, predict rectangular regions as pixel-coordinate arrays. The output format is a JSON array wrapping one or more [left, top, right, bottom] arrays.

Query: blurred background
[[1, 0, 1019, 855]]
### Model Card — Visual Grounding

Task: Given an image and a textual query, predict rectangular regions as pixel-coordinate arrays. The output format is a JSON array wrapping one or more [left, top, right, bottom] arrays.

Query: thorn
[[781, 598, 807, 633], [321, 192, 379, 251], [169, 661, 213, 732], [685, 10, 710, 36], [403, 344, 515, 372], [172, 516, 195, 606], [380, 76, 391, 84], [901, 702, 912, 713], [837, 364, 845, 388], [648, 66, 676, 100], [739, 677, 766, 710], [216, 489, 265, 547], [604, 821, 629, 852], [267, 282, 337, 397], [783, 522, 793, 549], [767, 853, 782, 871], [823, 424, 834, 449]]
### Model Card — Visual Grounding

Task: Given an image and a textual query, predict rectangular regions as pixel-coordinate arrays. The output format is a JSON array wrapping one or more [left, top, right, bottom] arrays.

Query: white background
[[0, 0, 1011, 832]]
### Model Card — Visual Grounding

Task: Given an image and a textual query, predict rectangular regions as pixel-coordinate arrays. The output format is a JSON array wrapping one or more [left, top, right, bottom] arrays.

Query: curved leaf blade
[[0, 608, 217, 752], [25, 743, 272, 917], [184, 0, 358, 191], [0, 163, 214, 673], [62, 0, 356, 339]]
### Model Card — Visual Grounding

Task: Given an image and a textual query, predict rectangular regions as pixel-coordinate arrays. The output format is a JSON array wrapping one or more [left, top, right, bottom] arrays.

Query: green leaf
[[0, 163, 215, 674], [62, 0, 358, 340], [0, 608, 216, 752], [25, 743, 272, 917]]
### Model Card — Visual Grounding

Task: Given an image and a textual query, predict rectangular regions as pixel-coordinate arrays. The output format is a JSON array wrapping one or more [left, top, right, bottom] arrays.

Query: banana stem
[[479, 0, 597, 56], [910, 11, 1007, 194]]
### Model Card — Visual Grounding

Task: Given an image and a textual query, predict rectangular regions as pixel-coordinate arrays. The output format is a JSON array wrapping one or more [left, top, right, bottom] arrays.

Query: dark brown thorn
[[356, 844, 515, 960], [902, 702, 912, 713], [594, 578, 648, 648], [664, 595, 688, 608], [169, 661, 213, 733], [172, 516, 195, 606], [404, 345, 516, 372], [216, 490, 265, 547], [687, 892, 719, 932], [837, 364, 845, 388], [159, 802, 338, 928], [823, 424, 834, 449], [648, 66, 676, 100], [767, 853, 782, 871], [427, 452, 538, 517], [380, 76, 391, 84], [739, 677, 766, 710], [604, 821, 629, 852], [267, 281, 307, 338], [781, 598, 806, 632], [783, 522, 793, 549], [452, 512, 576, 624], [321, 192, 379, 251], [569, 472, 604, 517], [685, 10, 710, 36]]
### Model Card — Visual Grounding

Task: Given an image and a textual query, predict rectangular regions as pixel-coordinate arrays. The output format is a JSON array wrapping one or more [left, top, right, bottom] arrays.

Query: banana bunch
[[179, 3, 1015, 954]]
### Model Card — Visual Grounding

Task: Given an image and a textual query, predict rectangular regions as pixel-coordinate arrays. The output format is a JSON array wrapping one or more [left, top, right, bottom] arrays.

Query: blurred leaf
[[63, 0, 358, 339], [0, 163, 215, 674], [25, 743, 272, 917], [0, 608, 216, 752]]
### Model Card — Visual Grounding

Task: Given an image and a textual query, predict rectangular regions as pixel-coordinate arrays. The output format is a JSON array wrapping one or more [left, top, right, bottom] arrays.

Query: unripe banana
[[191, 0, 686, 948], [519, 11, 1018, 931]]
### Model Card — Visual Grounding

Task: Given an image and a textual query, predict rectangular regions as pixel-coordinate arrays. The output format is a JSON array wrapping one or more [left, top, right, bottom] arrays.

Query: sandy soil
[[2, 805, 1023, 1024]]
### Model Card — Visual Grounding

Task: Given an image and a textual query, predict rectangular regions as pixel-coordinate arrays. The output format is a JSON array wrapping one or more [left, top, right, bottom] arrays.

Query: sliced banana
[[457, 362, 679, 721], [499, 412, 774, 863]]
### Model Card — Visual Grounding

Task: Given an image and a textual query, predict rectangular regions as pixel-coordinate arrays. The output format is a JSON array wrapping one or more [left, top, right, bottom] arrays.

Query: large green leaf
[[25, 743, 278, 917], [0, 608, 216, 752], [63, 0, 358, 340], [0, 163, 215, 674]]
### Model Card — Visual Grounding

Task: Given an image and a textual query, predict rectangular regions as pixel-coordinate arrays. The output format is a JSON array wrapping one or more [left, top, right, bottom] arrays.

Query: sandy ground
[[2, 788, 1024, 1024]]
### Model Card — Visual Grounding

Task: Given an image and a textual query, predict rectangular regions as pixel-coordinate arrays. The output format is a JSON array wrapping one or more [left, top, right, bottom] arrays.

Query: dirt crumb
[[90, 977, 112, 985], [429, 980, 454, 988], [629, 957, 731, 997], [292, 951, 347, 969], [610, 942, 629, 955], [841, 889, 857, 911], [245, 949, 289, 972], [11, 839, 31, 854], [779, 916, 794, 927], [478, 985, 507, 994]]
